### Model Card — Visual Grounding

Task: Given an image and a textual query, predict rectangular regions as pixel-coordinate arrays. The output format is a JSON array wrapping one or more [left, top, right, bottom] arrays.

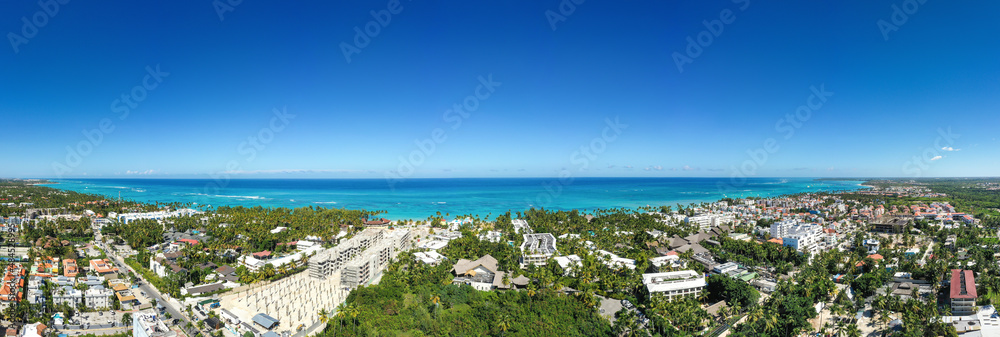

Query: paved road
[[108, 253, 199, 337], [57, 326, 130, 336], [919, 240, 934, 266]]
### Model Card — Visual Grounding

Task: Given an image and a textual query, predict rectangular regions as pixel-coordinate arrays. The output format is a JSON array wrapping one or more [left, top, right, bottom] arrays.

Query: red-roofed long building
[[950, 269, 977, 315]]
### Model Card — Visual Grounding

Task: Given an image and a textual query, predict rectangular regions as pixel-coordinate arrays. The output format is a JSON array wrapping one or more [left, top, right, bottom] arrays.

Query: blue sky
[[1, 0, 998, 179]]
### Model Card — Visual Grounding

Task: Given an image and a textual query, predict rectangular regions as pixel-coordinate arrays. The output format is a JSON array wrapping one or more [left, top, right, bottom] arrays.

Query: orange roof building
[[63, 259, 79, 277], [89, 259, 119, 274], [0, 264, 25, 304]]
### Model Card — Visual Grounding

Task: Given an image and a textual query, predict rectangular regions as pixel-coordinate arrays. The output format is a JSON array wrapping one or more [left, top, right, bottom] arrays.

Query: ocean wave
[[313, 201, 338, 204], [214, 195, 266, 200]]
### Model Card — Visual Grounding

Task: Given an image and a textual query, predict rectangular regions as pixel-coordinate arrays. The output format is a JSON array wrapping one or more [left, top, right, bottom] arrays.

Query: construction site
[[218, 228, 412, 337]]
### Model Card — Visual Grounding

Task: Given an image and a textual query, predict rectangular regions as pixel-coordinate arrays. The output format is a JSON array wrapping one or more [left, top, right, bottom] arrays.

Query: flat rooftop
[[520, 233, 557, 255]]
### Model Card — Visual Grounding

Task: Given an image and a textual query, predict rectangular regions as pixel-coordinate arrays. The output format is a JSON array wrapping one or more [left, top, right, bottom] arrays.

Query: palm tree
[[121, 313, 132, 327], [495, 314, 511, 336], [845, 323, 861, 337], [317, 308, 329, 324]]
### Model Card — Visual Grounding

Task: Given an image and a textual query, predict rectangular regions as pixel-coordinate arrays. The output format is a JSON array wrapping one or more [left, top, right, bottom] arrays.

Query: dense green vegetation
[[705, 237, 807, 271], [206, 205, 377, 252], [103, 218, 165, 250], [317, 252, 613, 337], [729, 256, 834, 337], [705, 274, 759, 309]]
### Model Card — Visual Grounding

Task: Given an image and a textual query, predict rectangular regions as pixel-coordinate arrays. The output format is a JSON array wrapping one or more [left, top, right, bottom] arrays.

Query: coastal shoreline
[[40, 178, 872, 221]]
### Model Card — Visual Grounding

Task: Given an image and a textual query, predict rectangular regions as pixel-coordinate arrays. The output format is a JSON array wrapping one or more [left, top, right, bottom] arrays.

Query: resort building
[[950, 269, 977, 316], [595, 250, 636, 270], [650, 254, 683, 271], [512, 219, 532, 234], [642, 270, 706, 302], [520, 233, 557, 266], [89, 259, 119, 275], [84, 286, 114, 309], [713, 262, 739, 274], [769, 219, 799, 239], [133, 310, 176, 337], [872, 218, 908, 234], [62, 259, 78, 277], [53, 286, 83, 307], [20, 323, 46, 337], [414, 251, 446, 265], [306, 228, 412, 290], [685, 213, 736, 231], [112, 208, 201, 225], [451, 255, 527, 291], [782, 224, 823, 254], [554, 255, 583, 275]]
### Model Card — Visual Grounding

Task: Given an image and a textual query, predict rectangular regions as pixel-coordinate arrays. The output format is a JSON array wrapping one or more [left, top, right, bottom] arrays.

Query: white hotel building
[[685, 213, 736, 231], [772, 220, 823, 254], [642, 270, 706, 302]]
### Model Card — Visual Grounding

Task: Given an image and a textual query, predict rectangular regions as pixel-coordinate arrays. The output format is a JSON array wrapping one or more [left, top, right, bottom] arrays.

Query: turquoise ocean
[[44, 178, 869, 220]]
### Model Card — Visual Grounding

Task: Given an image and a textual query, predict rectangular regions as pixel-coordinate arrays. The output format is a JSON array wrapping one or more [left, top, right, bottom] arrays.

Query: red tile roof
[[950, 269, 977, 299], [252, 251, 271, 258]]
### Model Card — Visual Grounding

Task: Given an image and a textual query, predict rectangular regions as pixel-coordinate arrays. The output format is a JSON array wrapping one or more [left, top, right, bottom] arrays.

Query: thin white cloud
[[682, 165, 696, 171], [221, 169, 364, 175], [125, 169, 156, 175], [941, 146, 960, 151], [930, 156, 943, 161]]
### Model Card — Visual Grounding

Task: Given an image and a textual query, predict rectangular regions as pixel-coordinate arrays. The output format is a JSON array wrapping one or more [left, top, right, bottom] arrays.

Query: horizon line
[[20, 176, 1000, 181]]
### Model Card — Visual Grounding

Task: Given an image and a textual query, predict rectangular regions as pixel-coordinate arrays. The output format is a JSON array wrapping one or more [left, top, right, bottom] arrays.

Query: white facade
[[713, 262, 739, 274], [650, 255, 682, 271], [84, 286, 113, 309], [595, 250, 636, 270], [553, 255, 582, 275], [115, 208, 201, 224], [686, 213, 736, 231], [770, 219, 799, 238], [520, 233, 557, 266], [782, 224, 823, 254], [134, 310, 176, 337], [642, 271, 706, 302], [150, 256, 169, 278], [53, 286, 83, 307], [512, 219, 532, 234]]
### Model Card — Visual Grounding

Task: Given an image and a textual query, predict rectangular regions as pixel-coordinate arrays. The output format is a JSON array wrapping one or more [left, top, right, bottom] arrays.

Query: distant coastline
[[44, 177, 870, 220]]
